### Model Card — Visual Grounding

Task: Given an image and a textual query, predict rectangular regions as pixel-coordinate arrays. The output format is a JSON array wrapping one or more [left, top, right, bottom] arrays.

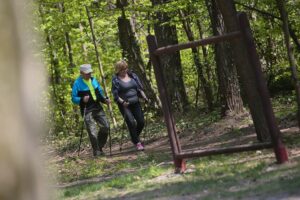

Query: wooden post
[[238, 12, 288, 163], [146, 35, 186, 173]]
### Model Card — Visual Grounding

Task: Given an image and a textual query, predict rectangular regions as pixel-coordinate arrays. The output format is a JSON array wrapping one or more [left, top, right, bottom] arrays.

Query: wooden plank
[[154, 31, 241, 55], [175, 142, 273, 159]]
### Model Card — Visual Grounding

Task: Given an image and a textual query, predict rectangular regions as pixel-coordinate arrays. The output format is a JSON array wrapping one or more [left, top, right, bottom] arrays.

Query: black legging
[[118, 102, 145, 144]]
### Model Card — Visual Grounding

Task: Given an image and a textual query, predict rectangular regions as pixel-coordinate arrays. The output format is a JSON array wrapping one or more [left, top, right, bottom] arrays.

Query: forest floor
[[46, 96, 300, 200]]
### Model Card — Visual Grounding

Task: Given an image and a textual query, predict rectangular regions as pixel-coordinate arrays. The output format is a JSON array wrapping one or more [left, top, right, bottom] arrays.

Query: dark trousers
[[118, 102, 145, 144], [84, 109, 109, 153]]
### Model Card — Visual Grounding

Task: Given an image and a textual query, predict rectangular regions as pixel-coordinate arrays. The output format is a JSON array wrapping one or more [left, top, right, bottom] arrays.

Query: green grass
[[54, 161, 169, 199], [50, 94, 300, 200], [54, 150, 300, 200]]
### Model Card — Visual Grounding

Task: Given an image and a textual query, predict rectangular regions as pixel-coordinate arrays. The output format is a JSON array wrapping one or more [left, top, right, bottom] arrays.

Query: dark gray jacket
[[111, 71, 144, 104]]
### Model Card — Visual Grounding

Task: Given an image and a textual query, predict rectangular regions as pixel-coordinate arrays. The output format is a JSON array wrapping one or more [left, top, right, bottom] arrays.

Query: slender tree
[[58, 3, 75, 70], [86, 5, 117, 127], [179, 9, 213, 110], [275, 0, 300, 128], [79, 22, 88, 62]]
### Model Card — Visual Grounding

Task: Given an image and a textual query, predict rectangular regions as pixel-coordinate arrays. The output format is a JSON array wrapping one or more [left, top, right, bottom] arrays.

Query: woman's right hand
[[83, 95, 90, 103], [123, 101, 130, 107]]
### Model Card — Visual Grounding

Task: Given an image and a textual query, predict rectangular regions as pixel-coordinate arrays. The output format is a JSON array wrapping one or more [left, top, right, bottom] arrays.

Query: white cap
[[80, 64, 93, 74]]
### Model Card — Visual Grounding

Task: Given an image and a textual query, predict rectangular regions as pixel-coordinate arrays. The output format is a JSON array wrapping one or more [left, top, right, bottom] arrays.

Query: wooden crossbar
[[175, 142, 273, 159], [154, 31, 241, 55]]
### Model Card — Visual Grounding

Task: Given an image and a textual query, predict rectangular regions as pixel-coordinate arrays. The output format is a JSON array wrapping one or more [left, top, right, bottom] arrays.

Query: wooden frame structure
[[146, 12, 288, 173]]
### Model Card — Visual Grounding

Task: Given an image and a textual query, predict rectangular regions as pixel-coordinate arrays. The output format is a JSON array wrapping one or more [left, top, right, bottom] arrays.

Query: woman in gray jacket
[[111, 60, 148, 151]]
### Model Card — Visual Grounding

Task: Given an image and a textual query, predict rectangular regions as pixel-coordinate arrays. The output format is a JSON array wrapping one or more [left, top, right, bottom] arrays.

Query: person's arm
[[93, 78, 108, 103], [112, 77, 123, 103], [117, 96, 129, 107], [111, 78, 130, 106], [71, 82, 81, 105], [138, 89, 149, 102], [131, 72, 149, 102]]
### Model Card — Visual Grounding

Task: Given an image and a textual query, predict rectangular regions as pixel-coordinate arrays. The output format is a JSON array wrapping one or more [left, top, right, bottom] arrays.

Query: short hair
[[115, 60, 128, 74]]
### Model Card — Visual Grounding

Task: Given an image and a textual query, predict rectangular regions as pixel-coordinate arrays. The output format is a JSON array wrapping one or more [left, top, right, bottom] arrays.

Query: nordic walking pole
[[143, 99, 150, 143], [78, 105, 87, 156], [104, 98, 113, 156], [108, 126, 112, 156]]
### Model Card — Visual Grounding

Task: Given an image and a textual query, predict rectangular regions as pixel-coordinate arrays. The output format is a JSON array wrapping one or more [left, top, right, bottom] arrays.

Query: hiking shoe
[[136, 142, 144, 151]]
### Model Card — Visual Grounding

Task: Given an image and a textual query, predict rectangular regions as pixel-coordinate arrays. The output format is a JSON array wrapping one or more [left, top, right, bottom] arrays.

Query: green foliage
[[269, 70, 294, 94], [35, 0, 300, 149]]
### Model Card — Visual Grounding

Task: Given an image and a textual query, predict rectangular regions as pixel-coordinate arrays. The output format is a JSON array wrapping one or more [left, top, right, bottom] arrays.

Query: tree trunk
[[179, 10, 213, 110], [275, 0, 300, 128], [58, 3, 75, 70], [195, 19, 215, 91], [206, 0, 244, 116], [86, 6, 117, 127], [116, 0, 161, 110], [79, 22, 88, 62], [151, 0, 189, 111], [216, 0, 270, 141]]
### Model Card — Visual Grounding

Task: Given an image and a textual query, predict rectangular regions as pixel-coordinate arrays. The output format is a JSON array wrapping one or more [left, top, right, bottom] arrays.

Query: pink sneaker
[[136, 142, 144, 151]]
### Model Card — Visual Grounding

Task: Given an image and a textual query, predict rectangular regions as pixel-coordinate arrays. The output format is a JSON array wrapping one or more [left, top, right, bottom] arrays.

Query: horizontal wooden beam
[[154, 31, 241, 55], [175, 142, 273, 159]]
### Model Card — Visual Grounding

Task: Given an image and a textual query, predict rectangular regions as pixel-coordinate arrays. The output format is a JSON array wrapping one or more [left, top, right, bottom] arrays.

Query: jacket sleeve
[[94, 78, 107, 103], [71, 81, 81, 105], [111, 76, 120, 102]]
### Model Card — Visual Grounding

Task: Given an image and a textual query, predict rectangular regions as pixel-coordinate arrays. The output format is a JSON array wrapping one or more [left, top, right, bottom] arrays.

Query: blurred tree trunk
[[151, 0, 189, 111], [275, 0, 300, 128], [206, 0, 244, 116], [179, 10, 213, 111], [216, 0, 270, 141], [0, 0, 47, 199], [116, 0, 161, 110]]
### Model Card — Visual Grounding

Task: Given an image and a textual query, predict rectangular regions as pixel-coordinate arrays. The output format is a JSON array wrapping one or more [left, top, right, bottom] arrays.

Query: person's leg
[[131, 103, 145, 139], [118, 104, 139, 144], [92, 110, 109, 151], [84, 112, 100, 155]]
